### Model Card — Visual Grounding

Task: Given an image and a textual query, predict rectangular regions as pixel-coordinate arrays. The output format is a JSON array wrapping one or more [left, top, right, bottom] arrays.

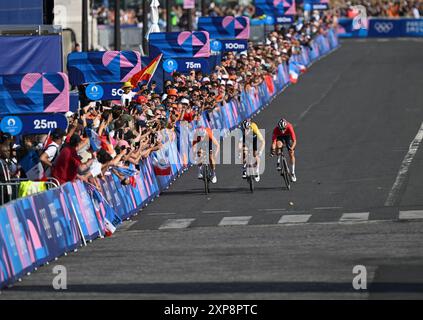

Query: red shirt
[[272, 123, 296, 142], [183, 111, 195, 122], [52, 145, 81, 184]]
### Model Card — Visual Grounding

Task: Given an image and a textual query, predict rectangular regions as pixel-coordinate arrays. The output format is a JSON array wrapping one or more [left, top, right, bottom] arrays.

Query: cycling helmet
[[278, 118, 288, 130], [242, 120, 252, 130]]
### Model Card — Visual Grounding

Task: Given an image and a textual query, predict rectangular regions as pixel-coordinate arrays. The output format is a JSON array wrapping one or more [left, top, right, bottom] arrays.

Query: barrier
[[337, 18, 423, 38], [0, 29, 339, 289]]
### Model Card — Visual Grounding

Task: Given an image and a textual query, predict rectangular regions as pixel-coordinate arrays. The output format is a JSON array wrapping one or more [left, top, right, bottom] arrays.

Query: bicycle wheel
[[281, 156, 291, 190], [203, 164, 209, 194]]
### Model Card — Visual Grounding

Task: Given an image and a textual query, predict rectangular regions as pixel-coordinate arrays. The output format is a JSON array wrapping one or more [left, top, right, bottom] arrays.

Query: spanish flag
[[130, 53, 163, 88]]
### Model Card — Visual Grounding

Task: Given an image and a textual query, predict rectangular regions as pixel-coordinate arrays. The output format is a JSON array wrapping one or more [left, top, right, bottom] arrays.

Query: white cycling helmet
[[278, 118, 288, 130], [242, 120, 251, 130]]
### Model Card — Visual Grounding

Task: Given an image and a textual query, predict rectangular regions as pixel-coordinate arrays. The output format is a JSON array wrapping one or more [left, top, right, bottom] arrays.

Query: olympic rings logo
[[374, 22, 394, 33]]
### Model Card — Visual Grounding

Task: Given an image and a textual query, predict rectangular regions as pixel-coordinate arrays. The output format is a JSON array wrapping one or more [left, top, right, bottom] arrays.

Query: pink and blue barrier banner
[[149, 32, 211, 59], [197, 16, 250, 40], [0, 35, 62, 75], [0, 186, 82, 287], [254, 0, 285, 17], [0, 72, 70, 114], [67, 51, 142, 86], [0, 29, 339, 290], [337, 18, 423, 38]]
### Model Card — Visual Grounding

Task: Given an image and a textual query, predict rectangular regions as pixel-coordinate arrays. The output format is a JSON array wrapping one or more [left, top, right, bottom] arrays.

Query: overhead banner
[[254, 0, 285, 17], [67, 51, 142, 86], [0, 73, 70, 114], [148, 31, 210, 59], [0, 36, 62, 75], [197, 16, 250, 40]]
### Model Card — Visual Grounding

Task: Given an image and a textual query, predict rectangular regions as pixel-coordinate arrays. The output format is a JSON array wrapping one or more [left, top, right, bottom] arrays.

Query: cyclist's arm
[[271, 127, 278, 149], [252, 124, 265, 154]]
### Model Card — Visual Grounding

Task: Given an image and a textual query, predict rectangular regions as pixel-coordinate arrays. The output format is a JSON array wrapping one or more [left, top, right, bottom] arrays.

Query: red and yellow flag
[[130, 53, 163, 88]]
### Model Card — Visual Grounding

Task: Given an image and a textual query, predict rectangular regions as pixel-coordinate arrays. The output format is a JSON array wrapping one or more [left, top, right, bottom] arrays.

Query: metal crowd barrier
[[0, 161, 60, 205]]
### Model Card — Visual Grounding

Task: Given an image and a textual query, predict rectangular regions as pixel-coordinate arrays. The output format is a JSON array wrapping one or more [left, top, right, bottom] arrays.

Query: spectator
[[39, 128, 66, 177], [52, 134, 94, 185]]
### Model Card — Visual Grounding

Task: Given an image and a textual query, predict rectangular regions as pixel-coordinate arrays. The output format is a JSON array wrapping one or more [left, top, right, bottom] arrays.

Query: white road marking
[[202, 210, 232, 214], [218, 216, 252, 226], [159, 218, 195, 230], [146, 212, 177, 216], [278, 214, 312, 224], [339, 212, 370, 224], [385, 122, 423, 206], [399, 210, 423, 220]]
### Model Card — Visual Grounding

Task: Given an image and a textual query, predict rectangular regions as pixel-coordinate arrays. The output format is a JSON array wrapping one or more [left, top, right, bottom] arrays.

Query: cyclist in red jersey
[[271, 118, 297, 182], [193, 126, 219, 183]]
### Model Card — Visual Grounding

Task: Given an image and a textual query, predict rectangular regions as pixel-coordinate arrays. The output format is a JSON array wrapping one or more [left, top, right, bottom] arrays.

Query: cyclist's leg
[[197, 148, 204, 179], [285, 138, 296, 176], [252, 137, 260, 173], [242, 145, 249, 178], [209, 141, 217, 183], [276, 139, 284, 170]]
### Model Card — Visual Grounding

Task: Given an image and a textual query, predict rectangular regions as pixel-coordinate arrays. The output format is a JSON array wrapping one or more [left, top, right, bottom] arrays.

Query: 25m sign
[[0, 113, 68, 136]]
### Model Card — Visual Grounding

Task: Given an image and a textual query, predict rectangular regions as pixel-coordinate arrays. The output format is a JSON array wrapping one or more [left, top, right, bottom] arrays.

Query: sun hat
[[121, 82, 133, 89], [167, 88, 178, 96], [180, 98, 190, 105]]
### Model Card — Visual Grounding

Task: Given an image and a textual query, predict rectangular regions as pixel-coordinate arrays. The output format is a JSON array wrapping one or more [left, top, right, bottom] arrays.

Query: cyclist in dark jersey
[[193, 126, 219, 184]]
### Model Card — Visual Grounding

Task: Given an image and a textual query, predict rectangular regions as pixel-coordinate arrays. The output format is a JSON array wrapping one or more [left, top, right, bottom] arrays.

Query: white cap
[[202, 77, 210, 83], [180, 98, 190, 105], [222, 74, 229, 80], [65, 111, 74, 118], [226, 80, 234, 86]]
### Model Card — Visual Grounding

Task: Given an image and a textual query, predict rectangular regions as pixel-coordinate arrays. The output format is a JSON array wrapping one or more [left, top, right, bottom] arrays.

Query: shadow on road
[[4, 281, 423, 295]]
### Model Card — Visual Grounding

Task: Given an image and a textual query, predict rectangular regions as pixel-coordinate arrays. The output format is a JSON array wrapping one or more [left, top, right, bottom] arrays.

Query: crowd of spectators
[[0, 9, 336, 199], [94, 1, 257, 30], [335, 0, 423, 18]]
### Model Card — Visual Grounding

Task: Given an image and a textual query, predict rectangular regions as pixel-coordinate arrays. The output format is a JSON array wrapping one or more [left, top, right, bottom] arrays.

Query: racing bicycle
[[276, 148, 291, 190]]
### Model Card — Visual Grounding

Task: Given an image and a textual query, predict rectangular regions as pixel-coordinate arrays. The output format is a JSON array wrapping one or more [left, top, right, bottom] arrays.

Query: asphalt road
[[2, 38, 423, 299]]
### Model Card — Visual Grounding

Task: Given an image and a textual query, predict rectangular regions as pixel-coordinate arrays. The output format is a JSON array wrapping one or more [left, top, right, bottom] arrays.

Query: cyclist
[[271, 118, 297, 182], [193, 126, 219, 184], [240, 119, 265, 182]]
